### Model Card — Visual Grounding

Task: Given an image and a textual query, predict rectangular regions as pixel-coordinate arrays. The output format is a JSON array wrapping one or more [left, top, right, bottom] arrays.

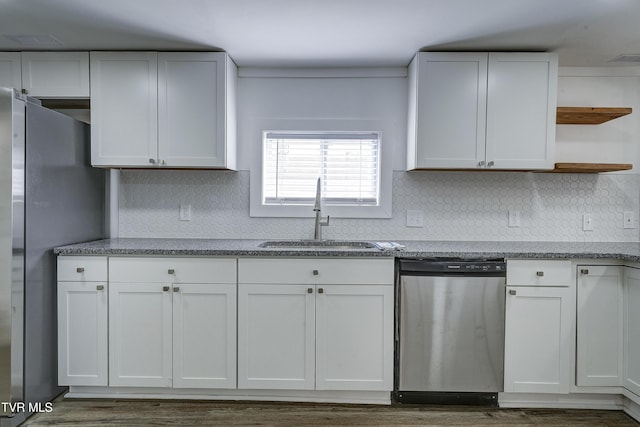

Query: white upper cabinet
[[90, 51, 237, 169], [0, 52, 22, 89], [407, 52, 558, 170], [21, 52, 90, 98]]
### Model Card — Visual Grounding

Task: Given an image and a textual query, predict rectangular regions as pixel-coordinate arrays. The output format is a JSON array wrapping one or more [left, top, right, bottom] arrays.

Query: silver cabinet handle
[[163, 286, 170, 292], [168, 269, 175, 275], [487, 160, 494, 167], [509, 289, 517, 296], [478, 160, 485, 167], [173, 287, 180, 292], [318, 288, 324, 294], [536, 271, 544, 277], [96, 285, 104, 291], [312, 269, 319, 276], [307, 288, 313, 293], [76, 267, 85, 273], [580, 269, 589, 275], [149, 158, 156, 164], [161, 160, 166, 165]]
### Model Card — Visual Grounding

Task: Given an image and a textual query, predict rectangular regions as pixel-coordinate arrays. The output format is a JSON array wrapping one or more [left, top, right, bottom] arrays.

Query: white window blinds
[[263, 131, 380, 206]]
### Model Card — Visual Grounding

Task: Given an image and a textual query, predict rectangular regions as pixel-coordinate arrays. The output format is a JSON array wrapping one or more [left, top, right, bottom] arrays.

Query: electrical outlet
[[406, 210, 424, 228], [582, 213, 593, 231], [179, 204, 192, 221], [624, 211, 636, 229], [508, 210, 521, 228]]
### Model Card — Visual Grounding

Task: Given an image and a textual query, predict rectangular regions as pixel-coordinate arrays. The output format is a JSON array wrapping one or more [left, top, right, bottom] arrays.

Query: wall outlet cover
[[406, 210, 424, 228], [179, 204, 192, 221], [583, 213, 594, 231], [624, 211, 636, 229]]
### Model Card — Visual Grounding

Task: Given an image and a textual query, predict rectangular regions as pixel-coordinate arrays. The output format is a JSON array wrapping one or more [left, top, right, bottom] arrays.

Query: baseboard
[[66, 386, 391, 405], [499, 392, 624, 410], [623, 389, 640, 422]]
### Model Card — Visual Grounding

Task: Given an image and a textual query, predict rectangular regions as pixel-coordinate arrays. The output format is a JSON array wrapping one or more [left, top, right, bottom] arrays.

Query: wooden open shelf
[[548, 163, 633, 173], [557, 107, 632, 124]]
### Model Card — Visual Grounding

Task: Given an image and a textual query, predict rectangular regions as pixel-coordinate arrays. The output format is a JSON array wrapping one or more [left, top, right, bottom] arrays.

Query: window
[[262, 131, 380, 207]]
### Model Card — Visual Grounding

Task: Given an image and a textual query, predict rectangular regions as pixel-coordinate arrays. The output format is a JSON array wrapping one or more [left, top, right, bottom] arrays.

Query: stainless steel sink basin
[[258, 240, 376, 250]]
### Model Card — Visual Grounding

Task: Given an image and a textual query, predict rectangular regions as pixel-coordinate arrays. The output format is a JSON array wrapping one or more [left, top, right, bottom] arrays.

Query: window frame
[[249, 118, 393, 219]]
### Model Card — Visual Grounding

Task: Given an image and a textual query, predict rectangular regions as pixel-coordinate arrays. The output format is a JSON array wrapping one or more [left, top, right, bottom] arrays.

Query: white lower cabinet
[[576, 265, 624, 387], [107, 257, 237, 388], [624, 266, 640, 396], [504, 260, 572, 393], [237, 258, 394, 392], [57, 256, 109, 386]]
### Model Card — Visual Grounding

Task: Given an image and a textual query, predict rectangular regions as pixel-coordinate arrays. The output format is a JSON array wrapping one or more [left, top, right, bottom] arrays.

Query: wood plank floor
[[21, 399, 639, 426]]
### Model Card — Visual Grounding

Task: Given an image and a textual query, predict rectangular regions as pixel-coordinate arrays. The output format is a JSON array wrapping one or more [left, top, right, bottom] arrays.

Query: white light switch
[[508, 210, 521, 228], [179, 204, 192, 221], [406, 210, 424, 228]]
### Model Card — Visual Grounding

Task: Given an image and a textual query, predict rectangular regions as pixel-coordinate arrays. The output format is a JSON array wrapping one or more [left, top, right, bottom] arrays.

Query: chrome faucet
[[313, 177, 330, 240]]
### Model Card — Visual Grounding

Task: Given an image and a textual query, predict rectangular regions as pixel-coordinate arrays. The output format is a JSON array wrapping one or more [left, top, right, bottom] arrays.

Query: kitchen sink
[[258, 240, 377, 250]]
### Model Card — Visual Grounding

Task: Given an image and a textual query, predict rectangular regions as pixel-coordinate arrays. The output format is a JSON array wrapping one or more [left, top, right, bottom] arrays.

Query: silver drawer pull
[[168, 269, 175, 275], [487, 160, 494, 167], [163, 286, 170, 292], [173, 287, 180, 292], [76, 267, 85, 273], [307, 288, 313, 294], [509, 289, 517, 296], [312, 270, 319, 276], [536, 271, 544, 277], [149, 158, 156, 164], [580, 269, 589, 275], [96, 285, 104, 291]]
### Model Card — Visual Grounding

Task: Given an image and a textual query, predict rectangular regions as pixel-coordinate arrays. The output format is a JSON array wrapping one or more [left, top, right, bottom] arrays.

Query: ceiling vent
[[609, 54, 640, 63], [3, 34, 63, 46]]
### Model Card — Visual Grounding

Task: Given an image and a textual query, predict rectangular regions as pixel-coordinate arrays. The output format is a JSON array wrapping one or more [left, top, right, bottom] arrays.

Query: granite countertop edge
[[53, 238, 640, 262]]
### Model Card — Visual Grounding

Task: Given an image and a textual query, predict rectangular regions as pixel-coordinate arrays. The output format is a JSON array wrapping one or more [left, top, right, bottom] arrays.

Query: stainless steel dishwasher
[[395, 258, 506, 405]]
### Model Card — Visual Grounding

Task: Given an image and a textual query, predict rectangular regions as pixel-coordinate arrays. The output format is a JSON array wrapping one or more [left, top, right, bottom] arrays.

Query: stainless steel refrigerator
[[0, 88, 104, 426]]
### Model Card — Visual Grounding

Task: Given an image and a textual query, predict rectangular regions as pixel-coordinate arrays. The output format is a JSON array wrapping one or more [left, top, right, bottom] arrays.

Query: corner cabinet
[[504, 260, 572, 393], [237, 258, 394, 392], [624, 266, 640, 396], [576, 265, 623, 387], [407, 52, 557, 170], [90, 52, 237, 169]]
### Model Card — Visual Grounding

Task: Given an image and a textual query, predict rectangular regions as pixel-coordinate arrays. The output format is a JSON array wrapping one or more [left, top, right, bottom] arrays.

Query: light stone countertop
[[54, 238, 640, 262]]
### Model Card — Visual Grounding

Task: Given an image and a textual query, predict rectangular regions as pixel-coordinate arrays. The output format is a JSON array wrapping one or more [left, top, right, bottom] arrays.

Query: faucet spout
[[313, 177, 330, 240]]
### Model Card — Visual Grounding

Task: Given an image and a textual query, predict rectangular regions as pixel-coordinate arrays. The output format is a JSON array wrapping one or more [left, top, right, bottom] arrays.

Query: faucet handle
[[320, 215, 330, 227]]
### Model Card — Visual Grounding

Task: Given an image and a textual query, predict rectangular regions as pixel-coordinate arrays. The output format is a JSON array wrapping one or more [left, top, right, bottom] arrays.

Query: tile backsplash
[[118, 170, 640, 242]]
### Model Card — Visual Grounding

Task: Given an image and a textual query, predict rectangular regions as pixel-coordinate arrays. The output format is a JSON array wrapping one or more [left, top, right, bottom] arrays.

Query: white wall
[[117, 66, 640, 242]]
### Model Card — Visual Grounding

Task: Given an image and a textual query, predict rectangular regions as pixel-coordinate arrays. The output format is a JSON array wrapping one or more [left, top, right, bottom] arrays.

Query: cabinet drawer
[[58, 256, 108, 282], [238, 258, 394, 285], [507, 260, 571, 286], [109, 257, 236, 283]]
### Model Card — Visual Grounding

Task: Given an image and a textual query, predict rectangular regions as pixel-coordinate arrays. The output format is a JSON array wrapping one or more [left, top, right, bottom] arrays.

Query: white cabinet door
[[0, 52, 22, 89], [504, 285, 571, 393], [408, 52, 487, 169], [57, 281, 108, 386], [315, 285, 393, 391], [109, 282, 172, 387], [172, 283, 236, 389], [158, 52, 229, 168], [21, 52, 89, 98], [90, 52, 158, 167], [238, 284, 315, 390], [576, 265, 623, 387], [486, 53, 557, 170], [407, 52, 556, 171], [624, 266, 640, 396]]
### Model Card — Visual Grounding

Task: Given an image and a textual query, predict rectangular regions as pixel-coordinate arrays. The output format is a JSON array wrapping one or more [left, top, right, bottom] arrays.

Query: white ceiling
[[1, 0, 640, 68]]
